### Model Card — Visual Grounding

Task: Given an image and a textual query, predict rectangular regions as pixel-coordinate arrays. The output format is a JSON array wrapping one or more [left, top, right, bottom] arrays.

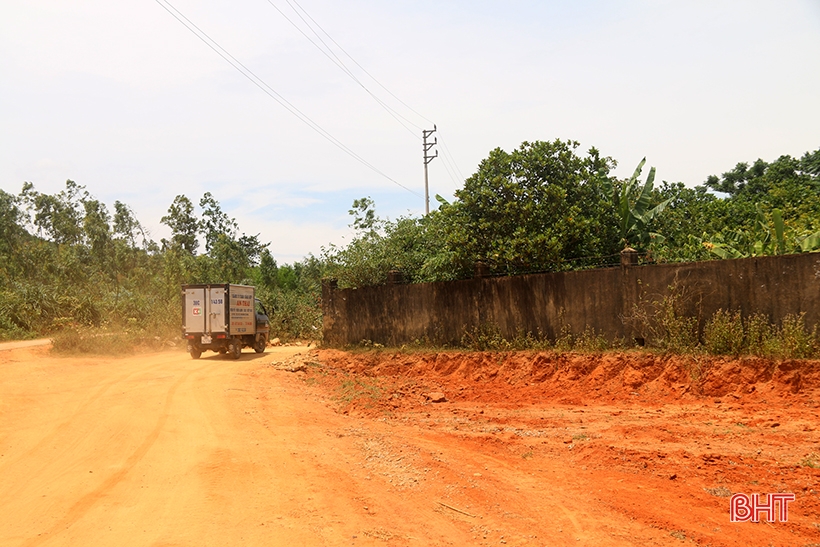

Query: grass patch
[[338, 307, 819, 361], [800, 453, 820, 468], [51, 325, 178, 355], [0, 326, 38, 342], [336, 377, 382, 405]]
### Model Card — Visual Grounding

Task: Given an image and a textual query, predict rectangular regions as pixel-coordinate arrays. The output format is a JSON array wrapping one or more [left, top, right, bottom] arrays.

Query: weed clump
[[701, 310, 818, 360], [336, 377, 381, 405], [449, 309, 819, 360], [703, 309, 744, 356]]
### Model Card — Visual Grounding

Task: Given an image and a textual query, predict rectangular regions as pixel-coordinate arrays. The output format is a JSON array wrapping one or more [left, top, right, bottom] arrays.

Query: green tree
[[199, 192, 238, 253], [257, 248, 278, 290], [649, 182, 726, 262], [20, 180, 85, 245], [432, 140, 619, 276], [704, 151, 820, 230], [650, 147, 820, 262], [0, 189, 24, 256], [82, 198, 112, 262], [321, 200, 447, 287], [113, 201, 147, 249], [161, 195, 199, 254]]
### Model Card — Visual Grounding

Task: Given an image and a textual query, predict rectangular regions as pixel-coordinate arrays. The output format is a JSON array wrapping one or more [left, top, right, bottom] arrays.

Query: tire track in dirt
[[20, 360, 214, 547], [404, 429, 596, 542], [0, 354, 180, 479]]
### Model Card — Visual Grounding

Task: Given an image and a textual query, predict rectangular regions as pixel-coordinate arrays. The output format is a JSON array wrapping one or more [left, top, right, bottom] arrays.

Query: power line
[[437, 145, 461, 189], [264, 0, 468, 200], [153, 0, 421, 198], [438, 130, 466, 184], [263, 0, 422, 138], [285, 0, 434, 128]]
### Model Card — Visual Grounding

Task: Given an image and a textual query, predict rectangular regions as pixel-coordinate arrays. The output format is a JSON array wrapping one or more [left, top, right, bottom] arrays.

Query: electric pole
[[423, 125, 438, 215]]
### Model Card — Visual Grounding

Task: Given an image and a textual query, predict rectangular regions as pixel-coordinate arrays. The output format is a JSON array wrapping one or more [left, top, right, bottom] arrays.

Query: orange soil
[[315, 349, 820, 547], [1, 342, 818, 546]]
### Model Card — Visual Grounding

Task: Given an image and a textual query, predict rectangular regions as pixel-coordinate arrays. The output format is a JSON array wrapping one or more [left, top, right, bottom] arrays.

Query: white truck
[[181, 284, 270, 359]]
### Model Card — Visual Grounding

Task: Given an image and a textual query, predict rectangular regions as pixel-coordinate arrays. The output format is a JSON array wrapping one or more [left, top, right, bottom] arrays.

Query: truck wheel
[[254, 336, 266, 354], [228, 340, 241, 360], [190, 347, 202, 359]]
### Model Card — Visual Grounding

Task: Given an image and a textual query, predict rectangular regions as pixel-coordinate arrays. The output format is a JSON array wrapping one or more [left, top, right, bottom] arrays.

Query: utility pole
[[422, 125, 438, 215]]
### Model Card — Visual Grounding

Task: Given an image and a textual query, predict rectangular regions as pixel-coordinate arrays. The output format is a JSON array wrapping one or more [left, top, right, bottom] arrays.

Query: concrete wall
[[322, 253, 820, 346]]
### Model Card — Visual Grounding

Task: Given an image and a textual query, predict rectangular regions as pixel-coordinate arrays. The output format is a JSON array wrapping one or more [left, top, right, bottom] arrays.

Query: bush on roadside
[[770, 313, 817, 359], [703, 309, 744, 356], [380, 307, 820, 361], [651, 292, 700, 354]]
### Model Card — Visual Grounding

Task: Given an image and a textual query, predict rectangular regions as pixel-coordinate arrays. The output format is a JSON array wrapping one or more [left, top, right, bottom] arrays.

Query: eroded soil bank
[[311, 349, 820, 547]]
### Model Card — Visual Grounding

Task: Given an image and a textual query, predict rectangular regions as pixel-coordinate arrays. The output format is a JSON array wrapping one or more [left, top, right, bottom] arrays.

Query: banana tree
[[603, 158, 671, 249], [702, 206, 820, 258]]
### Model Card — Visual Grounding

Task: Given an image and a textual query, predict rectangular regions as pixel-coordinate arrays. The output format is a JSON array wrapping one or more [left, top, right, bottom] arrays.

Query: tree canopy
[[1, 142, 818, 342]]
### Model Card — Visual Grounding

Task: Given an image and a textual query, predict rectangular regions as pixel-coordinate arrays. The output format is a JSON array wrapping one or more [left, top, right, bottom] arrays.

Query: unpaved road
[[1, 345, 819, 546]]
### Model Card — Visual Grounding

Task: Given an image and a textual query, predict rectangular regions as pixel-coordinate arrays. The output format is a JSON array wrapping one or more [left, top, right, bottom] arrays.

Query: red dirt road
[[1, 345, 819, 546]]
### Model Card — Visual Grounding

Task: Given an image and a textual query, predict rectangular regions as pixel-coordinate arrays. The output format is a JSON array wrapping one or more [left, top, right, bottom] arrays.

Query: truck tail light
[[216, 333, 226, 339]]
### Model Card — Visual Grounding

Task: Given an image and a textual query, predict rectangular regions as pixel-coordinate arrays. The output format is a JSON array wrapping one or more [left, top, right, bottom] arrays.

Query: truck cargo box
[[181, 284, 269, 359]]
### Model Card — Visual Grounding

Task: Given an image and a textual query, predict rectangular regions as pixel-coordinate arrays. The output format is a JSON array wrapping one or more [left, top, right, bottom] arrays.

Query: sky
[[2, 0, 819, 263]]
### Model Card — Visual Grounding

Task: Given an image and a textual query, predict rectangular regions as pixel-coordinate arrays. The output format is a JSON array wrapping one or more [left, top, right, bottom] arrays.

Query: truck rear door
[[184, 287, 206, 333], [207, 286, 226, 333]]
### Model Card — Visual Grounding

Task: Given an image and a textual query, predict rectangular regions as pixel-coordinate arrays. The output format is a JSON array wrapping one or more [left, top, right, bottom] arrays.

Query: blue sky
[[2, 1, 819, 263]]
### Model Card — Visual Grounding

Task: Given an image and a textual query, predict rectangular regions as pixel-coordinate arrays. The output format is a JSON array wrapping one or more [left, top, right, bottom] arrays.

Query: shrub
[[773, 313, 817, 359], [703, 309, 744, 355], [460, 323, 512, 351], [51, 324, 176, 355], [744, 313, 774, 357], [654, 293, 699, 353], [574, 326, 610, 353]]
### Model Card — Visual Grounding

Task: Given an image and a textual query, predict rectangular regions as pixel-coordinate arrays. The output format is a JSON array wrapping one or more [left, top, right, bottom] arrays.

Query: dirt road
[[1, 345, 819, 546], [1, 344, 412, 546]]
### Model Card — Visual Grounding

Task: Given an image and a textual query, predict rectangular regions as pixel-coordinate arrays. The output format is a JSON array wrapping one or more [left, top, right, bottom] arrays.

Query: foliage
[[322, 199, 446, 288], [434, 140, 620, 276], [371, 307, 818, 360], [775, 313, 817, 359], [603, 157, 671, 249], [702, 311, 818, 360], [251, 253, 325, 342], [703, 309, 744, 356], [324, 140, 626, 287], [0, 181, 281, 345], [50, 324, 176, 355], [322, 144, 820, 290], [651, 148, 820, 262], [3, 142, 820, 353], [652, 292, 700, 354], [161, 195, 199, 254]]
